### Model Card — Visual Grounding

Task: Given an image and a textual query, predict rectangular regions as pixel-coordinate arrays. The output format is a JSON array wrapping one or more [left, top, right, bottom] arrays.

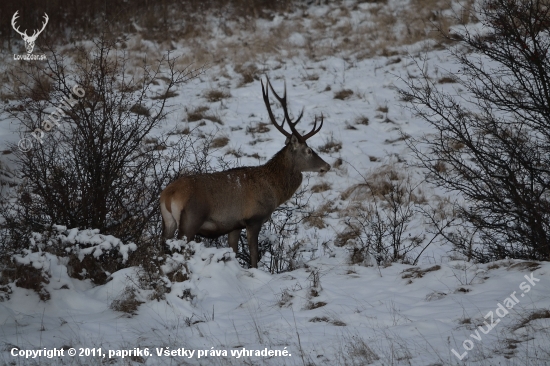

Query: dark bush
[[401, 0, 550, 261]]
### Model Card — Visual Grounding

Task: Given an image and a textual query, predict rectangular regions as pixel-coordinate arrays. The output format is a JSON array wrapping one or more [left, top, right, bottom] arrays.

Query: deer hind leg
[[161, 199, 177, 238], [179, 203, 208, 243]]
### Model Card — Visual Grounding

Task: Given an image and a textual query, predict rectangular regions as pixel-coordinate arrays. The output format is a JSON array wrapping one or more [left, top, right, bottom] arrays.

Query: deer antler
[[31, 13, 49, 39], [262, 78, 291, 139], [261, 77, 322, 142], [11, 11, 48, 40], [11, 11, 28, 38]]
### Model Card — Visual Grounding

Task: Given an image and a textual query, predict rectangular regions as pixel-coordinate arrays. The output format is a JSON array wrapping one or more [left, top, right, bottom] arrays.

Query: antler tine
[[30, 13, 49, 38], [265, 77, 306, 141], [11, 11, 28, 37], [301, 114, 324, 141], [262, 78, 291, 139], [36, 13, 49, 36]]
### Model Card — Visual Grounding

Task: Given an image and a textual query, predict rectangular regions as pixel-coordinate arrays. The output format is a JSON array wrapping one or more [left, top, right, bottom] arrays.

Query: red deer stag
[[160, 78, 330, 268]]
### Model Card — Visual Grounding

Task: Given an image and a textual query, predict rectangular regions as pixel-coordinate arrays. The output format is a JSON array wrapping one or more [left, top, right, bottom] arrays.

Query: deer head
[[12, 11, 49, 54], [262, 77, 330, 173]]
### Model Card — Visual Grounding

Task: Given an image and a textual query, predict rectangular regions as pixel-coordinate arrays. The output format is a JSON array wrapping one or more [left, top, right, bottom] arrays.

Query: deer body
[[160, 79, 330, 268]]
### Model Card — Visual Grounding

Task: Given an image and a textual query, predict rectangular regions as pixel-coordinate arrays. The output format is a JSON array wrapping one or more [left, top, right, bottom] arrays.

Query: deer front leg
[[245, 223, 262, 268], [228, 229, 240, 254]]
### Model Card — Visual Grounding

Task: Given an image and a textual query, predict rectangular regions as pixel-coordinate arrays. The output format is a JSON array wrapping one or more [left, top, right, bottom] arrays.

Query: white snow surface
[[1, 236, 549, 365]]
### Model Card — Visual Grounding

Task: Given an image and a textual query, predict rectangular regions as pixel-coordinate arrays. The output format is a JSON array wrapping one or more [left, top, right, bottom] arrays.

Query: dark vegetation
[[0, 0, 298, 53], [401, 0, 550, 262]]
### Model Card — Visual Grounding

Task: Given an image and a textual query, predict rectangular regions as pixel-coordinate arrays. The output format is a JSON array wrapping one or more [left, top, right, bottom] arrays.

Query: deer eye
[[306, 148, 312, 154]]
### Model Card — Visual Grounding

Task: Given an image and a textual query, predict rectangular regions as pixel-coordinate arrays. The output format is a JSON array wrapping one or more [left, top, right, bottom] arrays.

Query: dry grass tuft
[[335, 229, 361, 247], [150, 90, 179, 100], [110, 286, 144, 316], [356, 115, 370, 125], [307, 301, 327, 309], [319, 136, 342, 153], [210, 136, 230, 148], [246, 122, 271, 134], [311, 182, 331, 193], [512, 309, 550, 331], [304, 201, 335, 229], [438, 76, 458, 84], [204, 114, 223, 124], [401, 265, 441, 279], [302, 73, 320, 81], [334, 89, 354, 100], [204, 89, 231, 102], [507, 261, 541, 271], [433, 160, 447, 172], [342, 335, 380, 364], [278, 289, 294, 307], [130, 104, 151, 116], [186, 105, 210, 122], [309, 316, 346, 326], [235, 63, 260, 86]]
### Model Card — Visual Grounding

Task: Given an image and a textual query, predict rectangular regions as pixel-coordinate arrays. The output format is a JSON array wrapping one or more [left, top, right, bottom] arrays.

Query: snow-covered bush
[[4, 226, 138, 298]]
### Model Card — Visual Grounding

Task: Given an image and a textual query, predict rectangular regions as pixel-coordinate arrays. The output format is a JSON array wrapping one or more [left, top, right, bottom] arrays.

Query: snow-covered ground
[[1, 1, 549, 365], [1, 234, 549, 365]]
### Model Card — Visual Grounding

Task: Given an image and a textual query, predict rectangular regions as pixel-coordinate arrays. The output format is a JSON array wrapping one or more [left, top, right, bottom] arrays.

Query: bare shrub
[[225, 184, 314, 273], [13, 263, 50, 301], [0, 34, 208, 290], [339, 166, 427, 265], [401, 0, 550, 261]]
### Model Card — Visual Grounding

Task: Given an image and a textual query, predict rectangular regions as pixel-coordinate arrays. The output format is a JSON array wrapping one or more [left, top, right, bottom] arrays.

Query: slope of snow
[[1, 236, 549, 365]]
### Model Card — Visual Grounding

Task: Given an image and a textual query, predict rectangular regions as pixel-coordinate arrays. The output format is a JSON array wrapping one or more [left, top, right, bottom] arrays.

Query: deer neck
[[263, 146, 303, 204]]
